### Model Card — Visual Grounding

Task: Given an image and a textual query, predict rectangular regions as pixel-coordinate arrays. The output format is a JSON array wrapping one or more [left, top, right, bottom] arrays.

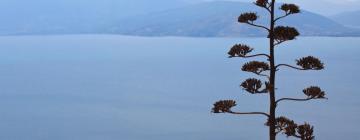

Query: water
[[0, 35, 359, 140]]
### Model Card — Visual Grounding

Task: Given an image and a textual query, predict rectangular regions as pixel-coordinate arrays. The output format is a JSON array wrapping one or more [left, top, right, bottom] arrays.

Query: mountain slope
[[111, 1, 359, 37], [1, 1, 359, 37], [331, 10, 360, 29], [0, 0, 195, 35]]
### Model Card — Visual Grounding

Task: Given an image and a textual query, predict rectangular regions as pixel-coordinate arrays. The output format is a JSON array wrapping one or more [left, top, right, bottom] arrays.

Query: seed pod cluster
[[303, 86, 326, 99], [297, 123, 315, 140], [268, 116, 315, 140], [238, 12, 258, 23], [275, 116, 297, 136], [242, 61, 270, 74], [228, 44, 253, 57], [281, 4, 300, 14], [255, 0, 268, 8], [296, 56, 324, 70], [241, 78, 268, 94], [212, 100, 237, 113], [273, 26, 300, 42]]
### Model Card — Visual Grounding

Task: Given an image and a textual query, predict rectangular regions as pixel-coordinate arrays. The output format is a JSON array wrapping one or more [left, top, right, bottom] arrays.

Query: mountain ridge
[[1, 1, 359, 37], [0, 0, 195, 35], [331, 10, 360, 29], [109, 1, 360, 37]]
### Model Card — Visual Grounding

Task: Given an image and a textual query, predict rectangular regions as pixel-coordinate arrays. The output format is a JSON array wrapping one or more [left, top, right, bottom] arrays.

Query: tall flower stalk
[[212, 1, 326, 140]]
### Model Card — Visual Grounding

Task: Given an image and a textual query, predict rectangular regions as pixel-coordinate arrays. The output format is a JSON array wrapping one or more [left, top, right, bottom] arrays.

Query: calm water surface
[[0, 35, 359, 140]]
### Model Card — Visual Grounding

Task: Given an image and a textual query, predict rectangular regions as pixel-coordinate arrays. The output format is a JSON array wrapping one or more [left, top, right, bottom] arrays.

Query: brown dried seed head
[[273, 26, 300, 41], [255, 0, 268, 7], [228, 44, 253, 57], [281, 4, 300, 14], [238, 12, 258, 23], [212, 100, 237, 113], [303, 86, 326, 99], [275, 116, 298, 137], [241, 78, 267, 94], [242, 61, 270, 74], [296, 56, 324, 70], [297, 123, 315, 140]]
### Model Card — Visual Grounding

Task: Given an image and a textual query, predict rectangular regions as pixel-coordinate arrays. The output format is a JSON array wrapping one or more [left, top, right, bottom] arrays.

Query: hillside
[[0, 0, 195, 35], [331, 10, 360, 29], [111, 1, 359, 37], [0, 1, 359, 37]]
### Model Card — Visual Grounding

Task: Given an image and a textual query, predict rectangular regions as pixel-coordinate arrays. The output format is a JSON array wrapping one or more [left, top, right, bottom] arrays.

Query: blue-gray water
[[0, 35, 359, 140]]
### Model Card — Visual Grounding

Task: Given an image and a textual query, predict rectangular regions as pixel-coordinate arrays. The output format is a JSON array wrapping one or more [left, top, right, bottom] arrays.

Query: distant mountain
[[1, 0, 359, 37], [331, 10, 360, 29], [110, 1, 360, 37], [0, 0, 196, 35]]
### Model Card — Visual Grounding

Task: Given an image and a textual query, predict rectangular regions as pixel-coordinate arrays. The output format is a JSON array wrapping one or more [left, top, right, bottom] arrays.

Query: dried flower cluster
[[255, 0, 268, 8], [303, 86, 326, 99], [212, 100, 237, 113], [273, 26, 300, 42], [228, 44, 254, 57], [274, 117, 298, 136], [281, 4, 300, 14], [296, 56, 324, 70], [267, 117, 315, 140], [241, 78, 269, 94], [242, 61, 270, 74], [297, 123, 315, 140], [238, 12, 258, 23]]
